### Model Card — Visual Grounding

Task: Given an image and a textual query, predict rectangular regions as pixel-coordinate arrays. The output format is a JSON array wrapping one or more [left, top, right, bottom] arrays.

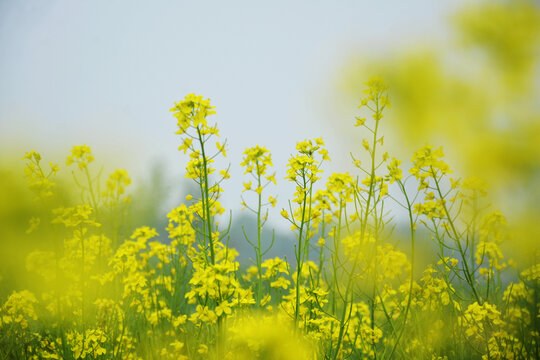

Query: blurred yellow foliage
[[339, 0, 540, 261]]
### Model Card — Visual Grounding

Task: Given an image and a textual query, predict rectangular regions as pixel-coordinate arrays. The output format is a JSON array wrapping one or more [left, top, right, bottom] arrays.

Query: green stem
[[197, 126, 216, 265], [384, 179, 415, 359], [432, 170, 481, 303], [256, 163, 263, 307], [295, 170, 308, 325]]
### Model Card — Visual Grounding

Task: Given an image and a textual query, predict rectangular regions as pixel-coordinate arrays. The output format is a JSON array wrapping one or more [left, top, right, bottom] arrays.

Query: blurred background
[[1, 0, 539, 287]]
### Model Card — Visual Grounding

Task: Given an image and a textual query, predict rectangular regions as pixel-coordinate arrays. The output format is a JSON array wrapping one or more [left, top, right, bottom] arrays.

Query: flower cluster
[[22, 150, 59, 199], [170, 93, 217, 136], [66, 144, 94, 169]]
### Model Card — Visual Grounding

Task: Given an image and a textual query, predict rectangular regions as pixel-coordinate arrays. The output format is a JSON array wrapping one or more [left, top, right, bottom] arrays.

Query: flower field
[[0, 78, 538, 360]]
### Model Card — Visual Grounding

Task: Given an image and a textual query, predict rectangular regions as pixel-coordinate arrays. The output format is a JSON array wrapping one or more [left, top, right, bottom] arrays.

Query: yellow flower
[[220, 169, 230, 179], [216, 141, 227, 157], [197, 344, 208, 354], [362, 139, 370, 151], [270, 277, 290, 289], [170, 94, 216, 135], [173, 315, 187, 327], [178, 138, 193, 153], [266, 173, 276, 185], [66, 144, 94, 169], [215, 301, 232, 316], [355, 117, 366, 127], [241, 145, 273, 176]]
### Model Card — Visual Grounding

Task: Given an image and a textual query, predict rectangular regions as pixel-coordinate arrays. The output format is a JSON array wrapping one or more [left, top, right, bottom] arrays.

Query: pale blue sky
[[0, 0, 464, 221]]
